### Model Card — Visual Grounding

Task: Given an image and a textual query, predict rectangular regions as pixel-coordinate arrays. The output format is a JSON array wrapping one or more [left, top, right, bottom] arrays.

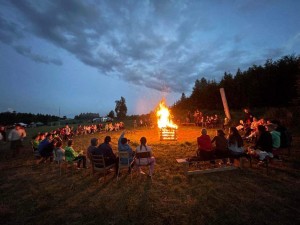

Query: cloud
[[2, 0, 299, 94], [0, 15, 24, 44], [14, 45, 62, 65], [0, 11, 62, 66]]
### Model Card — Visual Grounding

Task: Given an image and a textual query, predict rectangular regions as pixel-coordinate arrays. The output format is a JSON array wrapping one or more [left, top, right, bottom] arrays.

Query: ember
[[156, 100, 178, 141]]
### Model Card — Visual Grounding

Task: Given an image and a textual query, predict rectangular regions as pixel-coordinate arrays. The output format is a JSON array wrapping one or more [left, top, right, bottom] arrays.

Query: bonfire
[[156, 100, 178, 141]]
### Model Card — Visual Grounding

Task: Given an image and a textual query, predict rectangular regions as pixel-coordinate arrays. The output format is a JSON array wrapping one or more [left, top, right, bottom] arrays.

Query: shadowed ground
[[0, 126, 299, 225]]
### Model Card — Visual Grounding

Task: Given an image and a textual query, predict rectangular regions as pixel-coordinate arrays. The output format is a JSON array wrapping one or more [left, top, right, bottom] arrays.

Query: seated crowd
[[194, 114, 292, 166], [31, 122, 125, 148], [195, 127, 249, 166], [11, 111, 292, 177], [32, 127, 156, 178]]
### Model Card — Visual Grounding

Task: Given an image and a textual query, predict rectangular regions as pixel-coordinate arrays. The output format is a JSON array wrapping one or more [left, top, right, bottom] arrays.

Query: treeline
[[0, 112, 59, 125], [172, 55, 300, 113], [74, 113, 100, 120]]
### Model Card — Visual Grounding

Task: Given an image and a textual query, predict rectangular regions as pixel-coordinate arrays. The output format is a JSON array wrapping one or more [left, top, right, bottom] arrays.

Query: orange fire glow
[[156, 100, 178, 129]]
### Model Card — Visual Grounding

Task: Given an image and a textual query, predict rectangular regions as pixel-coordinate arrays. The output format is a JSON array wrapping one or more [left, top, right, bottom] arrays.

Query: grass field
[[1, 125, 300, 225]]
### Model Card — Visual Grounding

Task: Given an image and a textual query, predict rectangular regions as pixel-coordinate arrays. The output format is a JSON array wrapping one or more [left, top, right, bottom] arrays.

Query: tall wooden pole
[[220, 88, 231, 120]]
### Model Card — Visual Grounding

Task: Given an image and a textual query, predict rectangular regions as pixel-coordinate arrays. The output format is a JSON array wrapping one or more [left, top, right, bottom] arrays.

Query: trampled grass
[[0, 126, 300, 225]]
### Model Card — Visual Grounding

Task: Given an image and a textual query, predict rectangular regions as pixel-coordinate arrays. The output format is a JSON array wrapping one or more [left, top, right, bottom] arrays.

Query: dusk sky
[[1, 0, 300, 118]]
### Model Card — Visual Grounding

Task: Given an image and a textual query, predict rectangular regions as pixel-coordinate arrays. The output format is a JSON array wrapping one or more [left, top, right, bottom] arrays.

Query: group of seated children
[[35, 133, 87, 169], [33, 130, 155, 177]]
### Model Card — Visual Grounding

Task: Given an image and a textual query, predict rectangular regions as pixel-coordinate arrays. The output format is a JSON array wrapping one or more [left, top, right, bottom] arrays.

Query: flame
[[156, 100, 178, 129]]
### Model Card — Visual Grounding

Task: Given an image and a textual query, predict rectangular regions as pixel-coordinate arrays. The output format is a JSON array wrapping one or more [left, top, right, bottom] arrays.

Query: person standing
[[0, 125, 7, 142], [243, 108, 253, 124], [243, 108, 254, 136], [8, 124, 25, 157]]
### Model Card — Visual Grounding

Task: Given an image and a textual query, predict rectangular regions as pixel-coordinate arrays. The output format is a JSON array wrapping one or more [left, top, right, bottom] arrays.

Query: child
[[64, 139, 87, 169], [53, 139, 65, 163]]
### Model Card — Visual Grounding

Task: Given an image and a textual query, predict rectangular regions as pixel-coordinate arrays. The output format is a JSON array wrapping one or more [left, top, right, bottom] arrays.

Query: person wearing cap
[[93, 136, 118, 174], [118, 131, 135, 173]]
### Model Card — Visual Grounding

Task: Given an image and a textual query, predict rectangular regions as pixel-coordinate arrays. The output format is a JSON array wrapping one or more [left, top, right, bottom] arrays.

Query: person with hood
[[118, 131, 135, 173]]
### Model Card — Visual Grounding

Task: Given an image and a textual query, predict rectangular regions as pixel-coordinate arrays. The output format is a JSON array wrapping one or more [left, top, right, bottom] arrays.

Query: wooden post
[[220, 88, 231, 120]]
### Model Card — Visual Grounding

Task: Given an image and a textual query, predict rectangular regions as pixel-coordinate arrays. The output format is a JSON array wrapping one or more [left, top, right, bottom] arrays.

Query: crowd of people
[[186, 110, 221, 128], [61, 122, 125, 139], [195, 108, 292, 166], [87, 131, 155, 177], [133, 118, 153, 128], [30, 127, 156, 177], [1, 108, 292, 178]]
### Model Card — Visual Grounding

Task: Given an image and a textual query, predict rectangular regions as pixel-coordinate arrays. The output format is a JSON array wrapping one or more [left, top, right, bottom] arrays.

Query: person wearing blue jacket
[[118, 131, 135, 172]]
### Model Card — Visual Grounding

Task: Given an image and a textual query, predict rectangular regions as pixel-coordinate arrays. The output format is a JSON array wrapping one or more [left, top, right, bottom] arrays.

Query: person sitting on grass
[[64, 139, 87, 169], [265, 123, 281, 148], [197, 128, 214, 162], [228, 127, 245, 165], [53, 139, 65, 163], [211, 129, 229, 164], [32, 134, 41, 158], [247, 125, 273, 162], [38, 133, 55, 163], [135, 136, 155, 177], [118, 131, 135, 173]]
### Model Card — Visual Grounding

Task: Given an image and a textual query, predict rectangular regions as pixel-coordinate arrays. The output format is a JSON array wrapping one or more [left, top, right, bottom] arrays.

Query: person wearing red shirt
[[197, 128, 214, 161]]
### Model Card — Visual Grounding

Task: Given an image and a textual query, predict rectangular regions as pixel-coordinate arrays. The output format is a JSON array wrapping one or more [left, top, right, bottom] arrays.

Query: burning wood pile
[[156, 100, 178, 141]]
